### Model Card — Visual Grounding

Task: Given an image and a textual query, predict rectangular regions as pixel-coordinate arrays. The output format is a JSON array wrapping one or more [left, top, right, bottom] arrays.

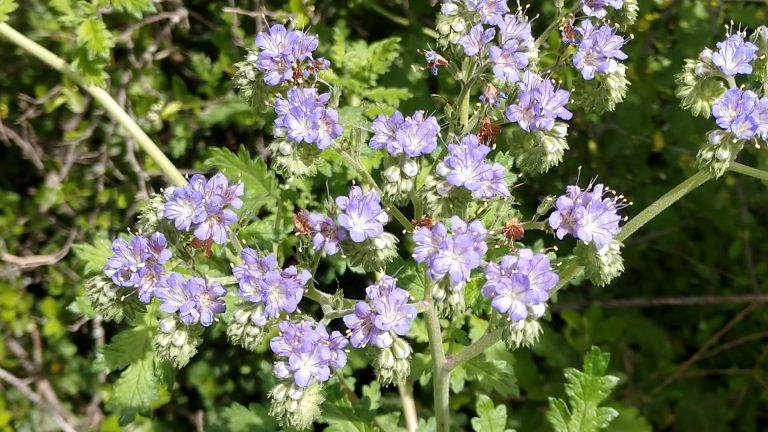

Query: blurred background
[[1, 0, 768, 430]]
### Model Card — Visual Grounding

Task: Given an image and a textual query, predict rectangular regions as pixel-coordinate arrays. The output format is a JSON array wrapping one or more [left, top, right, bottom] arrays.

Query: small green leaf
[[101, 326, 151, 372], [106, 350, 159, 424], [471, 394, 513, 432], [73, 237, 112, 275], [208, 403, 278, 432], [205, 146, 280, 217], [465, 354, 518, 397], [111, 0, 155, 18], [0, 0, 18, 22], [76, 17, 114, 60]]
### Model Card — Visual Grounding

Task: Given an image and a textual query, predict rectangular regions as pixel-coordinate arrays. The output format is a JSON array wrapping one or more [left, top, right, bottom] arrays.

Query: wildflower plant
[[4, 0, 768, 430]]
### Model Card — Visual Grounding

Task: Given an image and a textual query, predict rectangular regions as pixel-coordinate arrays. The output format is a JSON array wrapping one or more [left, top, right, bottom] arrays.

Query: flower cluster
[[343, 276, 417, 349], [103, 233, 171, 303], [436, 134, 510, 199], [335, 186, 389, 243], [572, 20, 629, 80], [505, 72, 573, 132], [232, 248, 311, 322], [482, 249, 558, 322], [251, 23, 328, 86], [369, 110, 441, 158], [412, 216, 488, 285], [163, 173, 244, 244], [307, 213, 346, 255], [274, 87, 343, 150], [270, 320, 348, 388], [548, 183, 623, 249], [155, 273, 226, 327]]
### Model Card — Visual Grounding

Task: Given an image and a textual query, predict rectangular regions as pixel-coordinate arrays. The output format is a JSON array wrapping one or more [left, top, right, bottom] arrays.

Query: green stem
[[445, 170, 712, 369], [729, 161, 768, 182], [533, 4, 579, 49], [521, 221, 546, 231], [615, 170, 710, 242], [368, 3, 439, 39], [424, 306, 449, 432], [0, 23, 186, 186]]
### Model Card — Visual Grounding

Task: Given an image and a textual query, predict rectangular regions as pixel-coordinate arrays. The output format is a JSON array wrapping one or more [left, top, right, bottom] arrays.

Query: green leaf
[[209, 403, 278, 432], [76, 17, 114, 60], [101, 326, 151, 372], [0, 0, 18, 22], [73, 237, 112, 275], [111, 0, 155, 18], [106, 350, 159, 424], [465, 354, 518, 397], [471, 394, 513, 432], [386, 256, 425, 300], [546, 346, 620, 432]]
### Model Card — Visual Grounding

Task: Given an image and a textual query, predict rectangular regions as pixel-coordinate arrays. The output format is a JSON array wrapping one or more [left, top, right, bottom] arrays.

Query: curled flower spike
[[573, 21, 630, 80], [343, 276, 417, 349], [253, 23, 321, 86], [548, 182, 626, 249], [412, 216, 488, 284], [505, 72, 572, 132], [103, 233, 171, 303], [270, 320, 348, 388]]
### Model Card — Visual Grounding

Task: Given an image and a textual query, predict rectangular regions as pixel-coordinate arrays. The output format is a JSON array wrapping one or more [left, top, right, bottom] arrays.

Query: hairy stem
[[398, 379, 418, 432], [424, 306, 449, 432], [729, 161, 768, 182], [445, 169, 712, 369], [0, 23, 186, 186]]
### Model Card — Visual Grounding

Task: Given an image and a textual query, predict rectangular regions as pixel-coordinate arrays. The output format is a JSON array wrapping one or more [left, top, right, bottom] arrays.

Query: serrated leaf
[[106, 350, 158, 423], [73, 237, 112, 275], [111, 0, 155, 18], [0, 0, 18, 22], [209, 403, 278, 432], [465, 354, 518, 397], [76, 17, 114, 60], [471, 394, 512, 432], [546, 347, 620, 432], [386, 256, 425, 300], [101, 326, 151, 372]]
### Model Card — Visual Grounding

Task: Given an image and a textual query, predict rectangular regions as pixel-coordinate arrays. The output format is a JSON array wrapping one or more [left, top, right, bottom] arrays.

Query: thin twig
[[0, 368, 77, 432]]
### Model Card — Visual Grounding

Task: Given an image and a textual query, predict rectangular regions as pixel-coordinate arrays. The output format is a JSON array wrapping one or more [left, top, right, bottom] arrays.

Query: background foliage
[[1, 0, 768, 430]]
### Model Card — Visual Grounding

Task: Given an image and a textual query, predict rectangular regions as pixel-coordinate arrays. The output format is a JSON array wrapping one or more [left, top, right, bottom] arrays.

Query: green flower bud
[[233, 52, 272, 110], [575, 240, 625, 287], [697, 131, 743, 178], [575, 64, 630, 114], [675, 58, 727, 118], [226, 302, 267, 351], [154, 316, 203, 369], [375, 336, 412, 387], [381, 157, 418, 206], [502, 318, 543, 350], [269, 382, 324, 430], [420, 174, 473, 218], [750, 26, 768, 86], [268, 139, 323, 178], [136, 193, 166, 233], [509, 122, 569, 175], [343, 233, 399, 272], [85, 276, 146, 323], [607, 0, 639, 30]]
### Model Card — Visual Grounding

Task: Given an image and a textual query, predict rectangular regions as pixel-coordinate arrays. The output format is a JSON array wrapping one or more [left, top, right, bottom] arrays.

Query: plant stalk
[[424, 306, 449, 432], [0, 23, 186, 186], [729, 161, 768, 182]]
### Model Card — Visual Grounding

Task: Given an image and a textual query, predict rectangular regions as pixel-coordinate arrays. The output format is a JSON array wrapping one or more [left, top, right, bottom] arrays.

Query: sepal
[[154, 316, 203, 369]]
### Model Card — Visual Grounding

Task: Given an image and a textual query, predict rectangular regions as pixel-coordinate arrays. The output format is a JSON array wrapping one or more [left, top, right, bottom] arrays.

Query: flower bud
[[421, 175, 472, 218], [269, 382, 324, 431], [697, 130, 743, 178], [510, 122, 569, 174], [675, 58, 726, 118], [343, 232, 399, 272], [137, 193, 166, 233], [268, 139, 323, 178], [441, 2, 459, 16], [575, 240, 625, 287], [502, 318, 543, 349], [85, 275, 146, 323], [154, 316, 203, 368], [451, 18, 466, 34], [575, 64, 630, 114], [227, 302, 267, 351], [375, 337, 412, 387]]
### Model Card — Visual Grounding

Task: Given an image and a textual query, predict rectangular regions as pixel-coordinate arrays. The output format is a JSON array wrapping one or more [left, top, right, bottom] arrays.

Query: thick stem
[[424, 306, 449, 432], [729, 161, 768, 182], [398, 379, 418, 432], [0, 23, 186, 186]]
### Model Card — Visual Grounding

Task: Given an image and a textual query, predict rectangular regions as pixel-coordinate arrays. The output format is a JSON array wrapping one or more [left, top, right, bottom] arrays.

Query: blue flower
[[458, 24, 496, 56], [270, 320, 348, 388], [335, 186, 389, 242], [712, 33, 758, 76], [548, 183, 623, 249], [573, 21, 629, 80], [343, 277, 416, 349]]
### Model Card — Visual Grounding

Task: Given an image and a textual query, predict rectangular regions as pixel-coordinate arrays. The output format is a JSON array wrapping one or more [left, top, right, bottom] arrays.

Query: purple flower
[[573, 21, 629, 80], [712, 88, 762, 140], [458, 25, 496, 56], [156, 274, 226, 326], [473, 163, 510, 199], [104, 233, 172, 303], [308, 213, 346, 255], [163, 174, 243, 244], [274, 87, 342, 150], [232, 248, 310, 319], [489, 43, 529, 82], [270, 320, 347, 388], [505, 72, 572, 132], [466, 0, 509, 25], [335, 186, 389, 242], [482, 249, 558, 321], [712, 33, 758, 76], [254, 24, 320, 85], [497, 13, 534, 48], [396, 111, 441, 157], [421, 217, 487, 283], [436, 134, 510, 199], [370, 111, 405, 152], [548, 183, 623, 249], [581, 0, 623, 18], [343, 277, 417, 349], [413, 222, 448, 266]]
